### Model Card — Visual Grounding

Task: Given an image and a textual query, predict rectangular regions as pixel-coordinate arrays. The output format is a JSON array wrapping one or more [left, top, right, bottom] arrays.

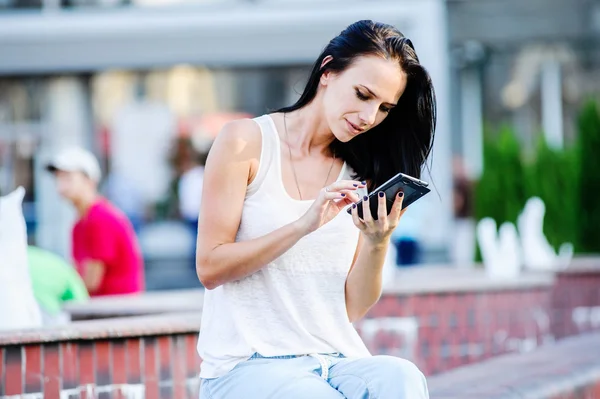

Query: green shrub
[[524, 137, 579, 252], [473, 100, 600, 258], [472, 126, 527, 262], [577, 99, 600, 254], [475, 125, 527, 226]]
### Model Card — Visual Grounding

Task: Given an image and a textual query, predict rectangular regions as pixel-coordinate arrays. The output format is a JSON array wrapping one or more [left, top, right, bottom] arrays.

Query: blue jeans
[[200, 353, 429, 399]]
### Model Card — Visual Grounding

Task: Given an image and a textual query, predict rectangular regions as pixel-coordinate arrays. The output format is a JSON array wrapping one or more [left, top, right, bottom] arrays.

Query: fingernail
[[398, 192, 404, 197], [378, 191, 384, 198], [363, 196, 368, 201], [352, 204, 357, 209], [341, 193, 346, 197], [353, 184, 358, 187], [361, 181, 366, 185]]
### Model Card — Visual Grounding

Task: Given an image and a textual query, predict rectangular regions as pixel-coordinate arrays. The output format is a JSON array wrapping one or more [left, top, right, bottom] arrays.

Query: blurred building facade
[[1, 0, 598, 266], [448, 0, 600, 178]]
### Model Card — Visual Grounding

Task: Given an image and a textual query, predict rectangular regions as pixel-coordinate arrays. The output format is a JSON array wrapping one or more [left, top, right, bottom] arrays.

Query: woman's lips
[[345, 119, 364, 134]]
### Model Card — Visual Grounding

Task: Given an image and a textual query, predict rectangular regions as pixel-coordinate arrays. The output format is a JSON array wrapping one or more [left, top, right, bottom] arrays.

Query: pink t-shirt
[[72, 198, 144, 296]]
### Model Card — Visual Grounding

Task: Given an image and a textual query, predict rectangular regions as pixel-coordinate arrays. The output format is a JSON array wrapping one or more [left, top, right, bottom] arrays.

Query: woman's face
[[321, 55, 407, 142]]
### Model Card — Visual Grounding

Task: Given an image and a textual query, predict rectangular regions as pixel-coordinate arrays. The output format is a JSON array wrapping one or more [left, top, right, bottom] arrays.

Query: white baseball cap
[[46, 147, 102, 183]]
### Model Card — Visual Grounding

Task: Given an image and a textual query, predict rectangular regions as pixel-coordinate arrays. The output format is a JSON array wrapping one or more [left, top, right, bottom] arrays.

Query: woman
[[196, 20, 436, 399]]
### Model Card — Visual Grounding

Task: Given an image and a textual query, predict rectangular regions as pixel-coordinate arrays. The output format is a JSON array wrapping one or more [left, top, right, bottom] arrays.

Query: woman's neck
[[282, 95, 336, 158]]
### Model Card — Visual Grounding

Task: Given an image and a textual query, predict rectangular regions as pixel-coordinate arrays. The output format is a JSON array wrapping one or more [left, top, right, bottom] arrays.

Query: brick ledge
[[63, 289, 203, 320], [0, 311, 201, 345], [428, 332, 600, 398], [382, 267, 554, 295]]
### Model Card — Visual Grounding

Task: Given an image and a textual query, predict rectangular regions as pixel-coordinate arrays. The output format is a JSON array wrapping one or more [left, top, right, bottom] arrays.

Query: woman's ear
[[320, 55, 333, 70], [319, 55, 334, 85]]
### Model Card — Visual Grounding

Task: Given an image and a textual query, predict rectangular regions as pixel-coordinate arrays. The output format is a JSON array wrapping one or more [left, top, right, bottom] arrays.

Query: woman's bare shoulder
[[211, 118, 262, 160]]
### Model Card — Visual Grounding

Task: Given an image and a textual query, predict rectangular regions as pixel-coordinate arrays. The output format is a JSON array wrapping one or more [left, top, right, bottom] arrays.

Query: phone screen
[[347, 173, 430, 220]]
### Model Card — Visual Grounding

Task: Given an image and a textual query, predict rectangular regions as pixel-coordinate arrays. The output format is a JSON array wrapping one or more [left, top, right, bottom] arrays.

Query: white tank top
[[197, 115, 372, 379]]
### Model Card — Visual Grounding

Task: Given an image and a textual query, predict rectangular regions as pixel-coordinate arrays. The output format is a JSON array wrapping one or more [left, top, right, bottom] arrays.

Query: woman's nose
[[358, 105, 378, 127]]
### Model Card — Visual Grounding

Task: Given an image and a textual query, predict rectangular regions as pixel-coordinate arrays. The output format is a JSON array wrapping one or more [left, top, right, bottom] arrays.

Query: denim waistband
[[249, 352, 345, 360]]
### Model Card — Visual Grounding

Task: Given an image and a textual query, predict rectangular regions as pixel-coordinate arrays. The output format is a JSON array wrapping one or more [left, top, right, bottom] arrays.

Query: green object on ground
[[27, 245, 89, 314]]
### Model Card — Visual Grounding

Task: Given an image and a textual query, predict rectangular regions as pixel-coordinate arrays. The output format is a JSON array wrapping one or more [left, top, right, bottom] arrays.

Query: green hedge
[[475, 125, 527, 228], [523, 137, 579, 252], [577, 100, 600, 253], [474, 99, 600, 255]]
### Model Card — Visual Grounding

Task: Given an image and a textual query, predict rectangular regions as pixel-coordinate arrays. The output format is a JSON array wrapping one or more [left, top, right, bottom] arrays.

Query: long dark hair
[[277, 20, 436, 191]]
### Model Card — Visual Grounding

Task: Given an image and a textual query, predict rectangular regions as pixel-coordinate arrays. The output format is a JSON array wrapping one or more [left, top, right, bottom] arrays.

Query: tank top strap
[[247, 114, 281, 197]]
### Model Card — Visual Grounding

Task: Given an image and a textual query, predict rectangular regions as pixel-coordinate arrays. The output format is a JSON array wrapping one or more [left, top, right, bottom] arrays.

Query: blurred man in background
[[46, 147, 145, 296]]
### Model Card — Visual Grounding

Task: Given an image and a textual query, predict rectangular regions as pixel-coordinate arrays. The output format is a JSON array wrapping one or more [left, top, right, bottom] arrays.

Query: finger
[[323, 190, 348, 202], [327, 179, 367, 192], [340, 190, 361, 204], [340, 197, 356, 208], [334, 195, 355, 209], [376, 191, 388, 221], [399, 207, 408, 218], [361, 195, 374, 225], [388, 191, 405, 222], [351, 202, 366, 230]]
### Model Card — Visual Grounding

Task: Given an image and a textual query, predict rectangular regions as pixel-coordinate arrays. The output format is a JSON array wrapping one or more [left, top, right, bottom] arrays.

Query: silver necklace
[[283, 113, 336, 200]]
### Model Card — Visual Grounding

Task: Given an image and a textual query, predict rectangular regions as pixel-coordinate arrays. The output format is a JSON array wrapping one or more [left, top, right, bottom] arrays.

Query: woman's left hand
[[350, 191, 407, 245]]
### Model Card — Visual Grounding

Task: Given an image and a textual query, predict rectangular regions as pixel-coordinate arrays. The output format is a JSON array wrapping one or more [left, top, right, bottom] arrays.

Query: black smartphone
[[347, 172, 430, 220]]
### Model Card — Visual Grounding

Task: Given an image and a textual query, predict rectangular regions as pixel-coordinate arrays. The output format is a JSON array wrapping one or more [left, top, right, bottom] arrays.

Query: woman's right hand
[[296, 180, 366, 234]]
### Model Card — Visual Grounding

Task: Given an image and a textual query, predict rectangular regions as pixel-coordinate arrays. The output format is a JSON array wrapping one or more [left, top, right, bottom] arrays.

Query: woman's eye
[[381, 106, 392, 113], [355, 90, 368, 101]]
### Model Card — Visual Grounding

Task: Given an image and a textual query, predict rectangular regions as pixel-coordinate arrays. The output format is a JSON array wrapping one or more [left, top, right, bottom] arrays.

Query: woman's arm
[[195, 120, 307, 289], [345, 192, 406, 322], [195, 119, 361, 290], [344, 235, 388, 322]]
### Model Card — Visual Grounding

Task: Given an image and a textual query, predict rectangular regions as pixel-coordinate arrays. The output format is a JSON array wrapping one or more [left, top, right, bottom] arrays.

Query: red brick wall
[[551, 270, 600, 339], [1, 267, 598, 398], [0, 335, 201, 399], [357, 288, 552, 376], [354, 269, 600, 377]]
